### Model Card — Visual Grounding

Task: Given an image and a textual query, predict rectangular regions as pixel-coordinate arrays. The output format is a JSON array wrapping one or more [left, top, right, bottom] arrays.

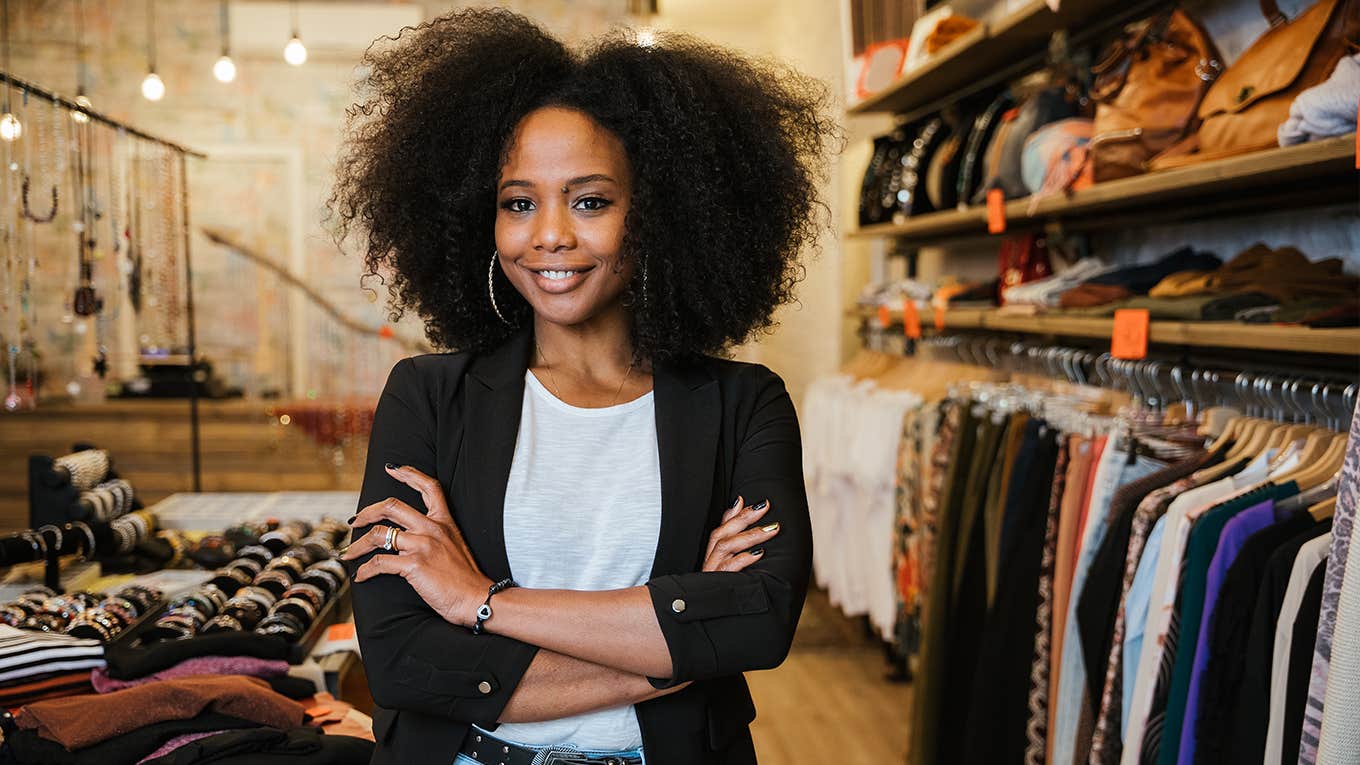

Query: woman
[[329, 8, 838, 764]]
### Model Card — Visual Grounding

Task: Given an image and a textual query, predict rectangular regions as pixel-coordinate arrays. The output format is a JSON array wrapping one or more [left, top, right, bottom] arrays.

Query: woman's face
[[495, 106, 635, 329]]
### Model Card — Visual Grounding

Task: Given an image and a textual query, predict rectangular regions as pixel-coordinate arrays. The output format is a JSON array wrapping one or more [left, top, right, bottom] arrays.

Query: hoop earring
[[488, 250, 512, 326]]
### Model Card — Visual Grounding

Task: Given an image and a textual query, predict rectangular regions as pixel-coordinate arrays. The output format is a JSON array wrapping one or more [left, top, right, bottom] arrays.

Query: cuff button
[[671, 598, 686, 613], [477, 680, 492, 695]]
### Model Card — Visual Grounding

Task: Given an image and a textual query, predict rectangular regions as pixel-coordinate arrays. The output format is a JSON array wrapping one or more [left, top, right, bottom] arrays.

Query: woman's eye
[[575, 197, 610, 211], [501, 198, 534, 213]]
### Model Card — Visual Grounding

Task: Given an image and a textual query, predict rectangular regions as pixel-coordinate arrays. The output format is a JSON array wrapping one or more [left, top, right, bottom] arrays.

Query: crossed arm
[[344, 357, 810, 728], [345, 468, 779, 722]]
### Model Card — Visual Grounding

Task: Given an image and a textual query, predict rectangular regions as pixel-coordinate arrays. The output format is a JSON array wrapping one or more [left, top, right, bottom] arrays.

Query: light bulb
[[141, 72, 165, 101], [71, 94, 92, 123], [213, 55, 237, 83], [0, 113, 20, 142], [284, 36, 307, 66]]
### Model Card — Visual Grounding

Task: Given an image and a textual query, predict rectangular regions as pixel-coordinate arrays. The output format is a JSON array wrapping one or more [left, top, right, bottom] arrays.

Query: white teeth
[[539, 270, 579, 281]]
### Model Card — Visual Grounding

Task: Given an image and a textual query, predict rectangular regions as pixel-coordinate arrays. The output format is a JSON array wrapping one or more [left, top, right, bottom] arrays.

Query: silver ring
[[381, 526, 397, 552]]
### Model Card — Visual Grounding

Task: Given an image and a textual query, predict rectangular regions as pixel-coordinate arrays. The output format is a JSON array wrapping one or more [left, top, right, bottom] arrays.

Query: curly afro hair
[[328, 7, 842, 362]]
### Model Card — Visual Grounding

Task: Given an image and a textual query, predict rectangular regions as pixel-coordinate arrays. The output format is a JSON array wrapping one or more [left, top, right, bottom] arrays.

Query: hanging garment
[[1300, 409, 1360, 765], [1151, 481, 1299, 765], [1089, 473, 1203, 765], [1024, 435, 1072, 765], [1186, 506, 1319, 764], [910, 400, 976, 765], [1313, 406, 1360, 765], [1288, 565, 1329, 765], [1052, 444, 1166, 765], [961, 422, 1062, 764], [1260, 531, 1332, 764], [1121, 455, 1273, 765]]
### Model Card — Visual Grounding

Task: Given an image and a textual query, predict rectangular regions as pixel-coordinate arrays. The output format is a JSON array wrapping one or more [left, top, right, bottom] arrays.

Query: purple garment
[[1176, 499, 1277, 765], [136, 730, 228, 763], [92, 655, 289, 693]]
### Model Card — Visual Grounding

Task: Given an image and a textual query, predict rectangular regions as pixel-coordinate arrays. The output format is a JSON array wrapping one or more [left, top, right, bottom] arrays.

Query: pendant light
[[212, 0, 235, 83], [283, 0, 306, 66], [71, 0, 92, 122], [627, 0, 659, 47], [140, 0, 164, 101], [0, 0, 19, 141]]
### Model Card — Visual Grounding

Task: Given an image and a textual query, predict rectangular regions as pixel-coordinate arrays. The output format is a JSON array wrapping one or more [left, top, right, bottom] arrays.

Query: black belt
[[459, 729, 643, 765]]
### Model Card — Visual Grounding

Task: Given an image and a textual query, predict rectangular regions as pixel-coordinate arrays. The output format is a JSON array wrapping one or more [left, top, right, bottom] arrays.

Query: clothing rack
[[920, 334, 1359, 427], [0, 69, 206, 492]]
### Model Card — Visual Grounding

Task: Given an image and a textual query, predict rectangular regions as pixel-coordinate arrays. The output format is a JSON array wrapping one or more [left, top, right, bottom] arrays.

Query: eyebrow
[[498, 174, 616, 192]]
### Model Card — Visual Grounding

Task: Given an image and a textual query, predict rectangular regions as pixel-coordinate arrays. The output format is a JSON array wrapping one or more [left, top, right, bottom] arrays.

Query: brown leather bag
[[1151, 0, 1360, 168], [1087, 9, 1222, 182]]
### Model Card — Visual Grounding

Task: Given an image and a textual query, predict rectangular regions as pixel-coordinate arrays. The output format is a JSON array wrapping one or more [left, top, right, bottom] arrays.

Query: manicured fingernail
[[346, 515, 357, 526], [385, 463, 401, 471], [730, 497, 742, 510], [750, 500, 768, 513], [761, 522, 780, 533], [750, 547, 765, 556]]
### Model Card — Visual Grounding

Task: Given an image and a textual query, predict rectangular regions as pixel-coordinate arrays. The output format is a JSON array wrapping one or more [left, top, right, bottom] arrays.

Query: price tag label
[[987, 188, 1007, 234], [327, 623, 356, 642], [1111, 308, 1150, 360], [934, 306, 947, 332], [876, 304, 891, 329], [903, 301, 922, 339]]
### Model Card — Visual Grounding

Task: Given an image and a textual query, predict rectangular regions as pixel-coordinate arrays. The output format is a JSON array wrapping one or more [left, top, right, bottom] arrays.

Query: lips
[[523, 263, 595, 294]]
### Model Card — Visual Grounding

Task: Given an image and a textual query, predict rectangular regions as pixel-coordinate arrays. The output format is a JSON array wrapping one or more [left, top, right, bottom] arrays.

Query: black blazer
[[348, 327, 812, 764]]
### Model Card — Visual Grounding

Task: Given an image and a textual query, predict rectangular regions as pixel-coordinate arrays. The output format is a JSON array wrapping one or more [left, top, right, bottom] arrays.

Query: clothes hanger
[[1309, 496, 1336, 521]]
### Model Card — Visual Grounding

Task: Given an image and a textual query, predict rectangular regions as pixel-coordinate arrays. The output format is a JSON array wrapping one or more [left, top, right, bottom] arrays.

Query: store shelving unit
[[850, 305, 1360, 357], [848, 0, 1146, 118], [853, 135, 1358, 245], [848, 0, 1359, 362]]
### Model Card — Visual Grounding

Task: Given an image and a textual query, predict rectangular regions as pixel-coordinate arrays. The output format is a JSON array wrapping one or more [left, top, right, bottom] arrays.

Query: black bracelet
[[472, 578, 517, 636]]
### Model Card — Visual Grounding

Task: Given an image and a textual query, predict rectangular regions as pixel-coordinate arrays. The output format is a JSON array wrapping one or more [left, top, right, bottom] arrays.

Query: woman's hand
[[702, 496, 780, 573], [342, 464, 492, 627]]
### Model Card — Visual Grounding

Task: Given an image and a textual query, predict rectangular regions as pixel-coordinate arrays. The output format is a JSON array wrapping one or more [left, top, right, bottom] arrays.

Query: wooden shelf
[[852, 136, 1358, 244], [848, 0, 1130, 117], [850, 306, 1360, 356]]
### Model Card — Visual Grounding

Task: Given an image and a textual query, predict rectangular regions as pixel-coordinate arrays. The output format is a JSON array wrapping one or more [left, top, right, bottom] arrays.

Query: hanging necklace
[[534, 337, 636, 408], [20, 91, 56, 223]]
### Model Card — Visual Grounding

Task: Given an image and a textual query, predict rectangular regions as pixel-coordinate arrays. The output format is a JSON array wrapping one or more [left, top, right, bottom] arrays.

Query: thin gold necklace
[[534, 339, 636, 408]]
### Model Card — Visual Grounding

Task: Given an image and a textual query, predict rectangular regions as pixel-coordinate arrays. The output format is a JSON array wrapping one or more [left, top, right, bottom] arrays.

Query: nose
[[532, 199, 576, 253]]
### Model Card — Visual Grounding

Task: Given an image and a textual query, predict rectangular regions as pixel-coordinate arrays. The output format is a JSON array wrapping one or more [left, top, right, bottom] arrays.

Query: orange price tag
[[326, 623, 356, 642], [1111, 309, 1150, 360], [902, 301, 922, 339], [933, 306, 947, 332], [876, 304, 891, 329], [986, 188, 1006, 234]]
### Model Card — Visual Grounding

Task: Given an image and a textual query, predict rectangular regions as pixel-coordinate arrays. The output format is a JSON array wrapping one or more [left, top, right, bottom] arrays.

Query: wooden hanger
[[1275, 432, 1346, 490], [1309, 496, 1336, 521]]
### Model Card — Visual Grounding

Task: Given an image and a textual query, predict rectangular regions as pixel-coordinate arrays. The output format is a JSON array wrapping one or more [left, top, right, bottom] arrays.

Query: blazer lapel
[[649, 358, 720, 579], [458, 328, 532, 581]]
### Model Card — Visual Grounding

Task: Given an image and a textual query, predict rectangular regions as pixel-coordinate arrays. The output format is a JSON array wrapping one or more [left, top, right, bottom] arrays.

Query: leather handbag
[[1151, 0, 1360, 168], [971, 86, 1082, 204], [1087, 9, 1221, 181], [926, 108, 969, 210]]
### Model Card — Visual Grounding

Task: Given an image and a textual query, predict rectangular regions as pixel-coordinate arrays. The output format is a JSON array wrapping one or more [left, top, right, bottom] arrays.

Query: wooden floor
[[747, 588, 910, 764]]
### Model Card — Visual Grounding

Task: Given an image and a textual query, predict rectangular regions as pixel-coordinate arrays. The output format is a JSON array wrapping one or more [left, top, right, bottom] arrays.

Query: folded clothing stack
[[1002, 257, 1111, 307], [1057, 247, 1223, 309], [0, 675, 373, 765]]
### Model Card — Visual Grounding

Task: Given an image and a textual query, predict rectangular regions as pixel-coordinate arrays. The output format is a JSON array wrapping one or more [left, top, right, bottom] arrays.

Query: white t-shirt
[[476, 370, 662, 751]]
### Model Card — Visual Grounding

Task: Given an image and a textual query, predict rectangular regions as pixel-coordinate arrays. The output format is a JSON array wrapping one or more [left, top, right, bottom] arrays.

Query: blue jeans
[[454, 729, 647, 765]]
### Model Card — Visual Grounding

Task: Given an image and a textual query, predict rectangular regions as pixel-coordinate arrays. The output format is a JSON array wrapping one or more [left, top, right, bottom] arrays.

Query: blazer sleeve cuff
[[643, 572, 773, 688]]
